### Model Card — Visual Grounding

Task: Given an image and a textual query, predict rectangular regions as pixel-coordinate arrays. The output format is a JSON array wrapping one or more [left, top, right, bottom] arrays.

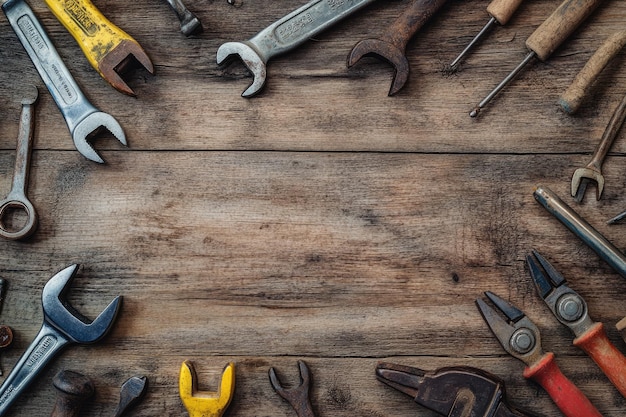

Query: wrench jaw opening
[[98, 39, 155, 97], [216, 42, 267, 98], [42, 264, 123, 344], [179, 361, 236, 415], [571, 168, 604, 202], [347, 39, 410, 96], [72, 112, 127, 164]]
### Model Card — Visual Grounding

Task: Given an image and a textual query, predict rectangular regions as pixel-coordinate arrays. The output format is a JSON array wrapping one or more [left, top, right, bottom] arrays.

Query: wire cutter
[[376, 362, 537, 416], [476, 291, 602, 417], [527, 250, 626, 397]]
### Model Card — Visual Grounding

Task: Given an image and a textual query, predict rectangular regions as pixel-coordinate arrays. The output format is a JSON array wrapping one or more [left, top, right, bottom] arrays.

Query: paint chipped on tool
[[179, 361, 235, 417]]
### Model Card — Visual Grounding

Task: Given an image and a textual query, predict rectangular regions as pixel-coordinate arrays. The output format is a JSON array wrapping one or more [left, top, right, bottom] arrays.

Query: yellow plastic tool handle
[[487, 0, 524, 26], [526, 0, 604, 61], [42, 0, 134, 75]]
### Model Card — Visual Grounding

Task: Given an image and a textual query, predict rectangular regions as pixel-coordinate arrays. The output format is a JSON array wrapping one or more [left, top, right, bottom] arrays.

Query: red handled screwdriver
[[449, 0, 525, 71], [470, 0, 606, 117]]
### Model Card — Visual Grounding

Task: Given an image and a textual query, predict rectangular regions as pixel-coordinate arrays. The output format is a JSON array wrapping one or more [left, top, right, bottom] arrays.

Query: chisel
[[470, 0, 605, 117]]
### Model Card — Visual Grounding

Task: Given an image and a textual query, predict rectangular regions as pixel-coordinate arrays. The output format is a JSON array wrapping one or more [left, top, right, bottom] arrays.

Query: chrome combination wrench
[[217, 0, 378, 97]]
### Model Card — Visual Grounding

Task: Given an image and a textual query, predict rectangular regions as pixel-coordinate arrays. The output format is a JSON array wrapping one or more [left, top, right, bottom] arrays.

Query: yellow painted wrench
[[43, 0, 154, 96], [179, 361, 235, 417]]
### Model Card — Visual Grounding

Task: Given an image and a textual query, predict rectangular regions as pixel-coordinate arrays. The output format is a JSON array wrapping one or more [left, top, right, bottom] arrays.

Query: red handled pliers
[[476, 291, 602, 417], [527, 250, 626, 397]]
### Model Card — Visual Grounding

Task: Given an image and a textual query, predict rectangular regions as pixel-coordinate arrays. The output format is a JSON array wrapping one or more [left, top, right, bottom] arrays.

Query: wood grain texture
[[0, 0, 624, 416]]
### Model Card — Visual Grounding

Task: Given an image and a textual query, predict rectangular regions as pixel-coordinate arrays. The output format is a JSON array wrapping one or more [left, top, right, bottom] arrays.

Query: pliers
[[375, 362, 538, 416], [527, 250, 626, 397], [476, 291, 602, 417]]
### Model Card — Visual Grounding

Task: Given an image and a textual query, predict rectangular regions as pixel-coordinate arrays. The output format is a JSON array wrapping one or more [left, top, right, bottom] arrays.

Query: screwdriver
[[449, 0, 525, 71], [469, 0, 605, 117]]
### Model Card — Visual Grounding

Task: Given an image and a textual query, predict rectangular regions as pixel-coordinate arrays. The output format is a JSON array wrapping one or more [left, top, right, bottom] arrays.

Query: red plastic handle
[[523, 352, 602, 417], [575, 322, 626, 397]]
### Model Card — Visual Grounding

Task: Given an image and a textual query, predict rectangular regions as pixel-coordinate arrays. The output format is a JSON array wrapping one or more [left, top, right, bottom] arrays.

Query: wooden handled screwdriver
[[470, 0, 606, 117], [50, 370, 94, 417], [448, 0, 525, 71]]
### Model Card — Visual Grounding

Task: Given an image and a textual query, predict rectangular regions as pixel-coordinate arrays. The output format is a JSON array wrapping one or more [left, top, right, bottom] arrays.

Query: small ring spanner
[[2, 0, 126, 164], [217, 0, 378, 97]]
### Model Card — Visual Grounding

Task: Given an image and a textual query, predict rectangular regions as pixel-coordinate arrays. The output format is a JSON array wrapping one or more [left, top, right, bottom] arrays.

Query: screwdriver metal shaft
[[470, 0, 605, 117]]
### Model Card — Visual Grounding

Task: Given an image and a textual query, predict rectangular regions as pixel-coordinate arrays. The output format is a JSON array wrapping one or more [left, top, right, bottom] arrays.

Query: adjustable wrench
[[0, 264, 121, 415], [217, 0, 378, 97], [2, 0, 126, 163]]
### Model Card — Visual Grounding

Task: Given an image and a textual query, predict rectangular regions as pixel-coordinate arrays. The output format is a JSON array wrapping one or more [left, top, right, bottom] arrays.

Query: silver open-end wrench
[[0, 264, 121, 415], [217, 0, 377, 97], [2, 0, 126, 163], [0, 85, 39, 240]]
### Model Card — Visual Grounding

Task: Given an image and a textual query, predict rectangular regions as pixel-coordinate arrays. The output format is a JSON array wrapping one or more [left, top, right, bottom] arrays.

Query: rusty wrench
[[571, 93, 626, 202], [0, 264, 121, 415], [269, 361, 316, 417], [347, 0, 448, 96], [2, 0, 126, 163], [0, 85, 38, 240], [217, 0, 377, 97]]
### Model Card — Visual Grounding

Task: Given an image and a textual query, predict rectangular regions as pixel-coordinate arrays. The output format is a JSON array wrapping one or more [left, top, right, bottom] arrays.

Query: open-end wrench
[[2, 0, 126, 163], [217, 0, 377, 97], [571, 93, 626, 202], [0, 264, 122, 415], [0, 85, 38, 240], [269, 361, 316, 417], [163, 0, 203, 36], [347, 0, 448, 96]]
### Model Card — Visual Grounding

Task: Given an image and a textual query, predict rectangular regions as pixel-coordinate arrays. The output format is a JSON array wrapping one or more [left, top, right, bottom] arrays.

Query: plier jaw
[[527, 250, 594, 338], [476, 292, 544, 367], [376, 362, 536, 416]]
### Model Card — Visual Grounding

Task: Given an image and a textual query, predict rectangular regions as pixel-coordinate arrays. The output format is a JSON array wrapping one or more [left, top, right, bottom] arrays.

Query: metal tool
[[527, 250, 626, 397], [216, 0, 377, 97], [50, 370, 95, 417], [0, 85, 38, 240], [0, 279, 13, 376], [448, 0, 525, 72], [347, 0, 448, 96], [43, 0, 154, 96], [0, 264, 122, 415], [469, 0, 605, 117], [571, 94, 626, 202], [476, 291, 602, 417], [376, 362, 535, 416], [2, 0, 126, 163], [113, 376, 148, 417], [164, 0, 202, 36], [617, 317, 626, 343], [533, 185, 626, 278], [560, 30, 626, 114], [179, 361, 235, 417], [269, 360, 316, 417]]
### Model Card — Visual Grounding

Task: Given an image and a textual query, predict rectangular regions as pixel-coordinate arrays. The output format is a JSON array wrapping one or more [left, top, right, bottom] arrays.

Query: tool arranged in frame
[[347, 0, 449, 96], [476, 291, 602, 417], [560, 30, 626, 114], [0, 264, 122, 416], [217, 0, 378, 97], [533, 185, 626, 278], [50, 370, 95, 417], [269, 361, 317, 417], [2, 0, 126, 163], [376, 362, 536, 416], [571, 93, 626, 202], [448, 0, 525, 72], [0, 85, 38, 240], [179, 361, 235, 417], [469, 0, 605, 117], [42, 0, 154, 96], [527, 250, 626, 397], [163, 0, 203, 36], [0, 279, 14, 376], [113, 376, 148, 417]]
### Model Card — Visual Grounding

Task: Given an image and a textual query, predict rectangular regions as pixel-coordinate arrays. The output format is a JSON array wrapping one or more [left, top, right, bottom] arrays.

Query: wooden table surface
[[0, 0, 625, 415]]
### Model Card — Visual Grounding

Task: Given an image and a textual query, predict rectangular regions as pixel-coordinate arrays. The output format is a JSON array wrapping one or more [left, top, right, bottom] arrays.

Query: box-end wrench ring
[[217, 0, 377, 97], [0, 85, 39, 240]]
